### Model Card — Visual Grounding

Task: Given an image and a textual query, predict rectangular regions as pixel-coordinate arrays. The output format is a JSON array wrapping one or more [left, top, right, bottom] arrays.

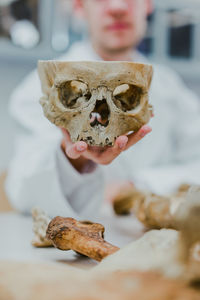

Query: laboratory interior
[[1, 0, 200, 299]]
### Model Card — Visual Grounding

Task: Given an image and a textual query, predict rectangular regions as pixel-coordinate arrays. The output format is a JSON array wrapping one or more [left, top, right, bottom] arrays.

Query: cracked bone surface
[[46, 217, 119, 261], [38, 61, 153, 146]]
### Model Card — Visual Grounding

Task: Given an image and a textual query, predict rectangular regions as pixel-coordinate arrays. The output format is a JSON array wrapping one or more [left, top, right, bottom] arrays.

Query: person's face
[[75, 0, 152, 52]]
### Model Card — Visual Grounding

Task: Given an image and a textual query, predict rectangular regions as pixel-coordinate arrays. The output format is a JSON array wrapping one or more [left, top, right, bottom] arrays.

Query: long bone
[[113, 185, 191, 229], [32, 186, 200, 280], [111, 186, 200, 281], [46, 217, 119, 261]]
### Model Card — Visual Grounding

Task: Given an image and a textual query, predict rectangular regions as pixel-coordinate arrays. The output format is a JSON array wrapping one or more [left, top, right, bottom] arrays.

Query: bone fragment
[[174, 187, 200, 264], [111, 186, 200, 282], [32, 207, 53, 247], [113, 83, 130, 96], [46, 217, 119, 261], [113, 186, 145, 215], [31, 186, 200, 283], [113, 185, 190, 229]]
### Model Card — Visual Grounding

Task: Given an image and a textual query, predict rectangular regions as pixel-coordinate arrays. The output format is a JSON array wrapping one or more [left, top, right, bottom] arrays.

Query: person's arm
[[132, 69, 200, 195], [5, 132, 105, 219]]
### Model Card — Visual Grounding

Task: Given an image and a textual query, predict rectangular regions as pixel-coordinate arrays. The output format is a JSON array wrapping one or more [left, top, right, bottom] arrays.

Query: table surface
[[0, 208, 145, 269]]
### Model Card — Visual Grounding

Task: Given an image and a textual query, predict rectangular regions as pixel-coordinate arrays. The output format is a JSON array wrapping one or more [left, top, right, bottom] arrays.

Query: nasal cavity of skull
[[58, 80, 91, 109], [113, 84, 142, 112], [90, 99, 110, 127]]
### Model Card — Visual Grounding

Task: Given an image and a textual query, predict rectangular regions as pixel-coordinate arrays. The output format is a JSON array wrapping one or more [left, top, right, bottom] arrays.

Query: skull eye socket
[[57, 80, 91, 108], [113, 84, 143, 112]]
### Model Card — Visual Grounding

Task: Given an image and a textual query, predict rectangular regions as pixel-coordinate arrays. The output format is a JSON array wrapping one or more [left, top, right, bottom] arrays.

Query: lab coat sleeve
[[134, 69, 200, 194], [5, 70, 104, 219]]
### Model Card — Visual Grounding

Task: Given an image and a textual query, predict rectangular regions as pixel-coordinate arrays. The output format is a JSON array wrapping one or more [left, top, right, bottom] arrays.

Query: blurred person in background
[[5, 0, 200, 218]]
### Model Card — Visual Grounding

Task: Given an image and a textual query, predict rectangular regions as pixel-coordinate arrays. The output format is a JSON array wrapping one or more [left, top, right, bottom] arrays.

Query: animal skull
[[38, 61, 153, 146]]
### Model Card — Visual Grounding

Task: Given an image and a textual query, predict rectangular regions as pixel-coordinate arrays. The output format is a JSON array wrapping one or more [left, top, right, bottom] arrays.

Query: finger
[[92, 136, 128, 165], [125, 125, 152, 150], [115, 135, 129, 150], [65, 141, 88, 159], [61, 128, 88, 158]]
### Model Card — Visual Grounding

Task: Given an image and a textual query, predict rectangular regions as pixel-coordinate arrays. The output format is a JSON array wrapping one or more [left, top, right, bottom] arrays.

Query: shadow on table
[[56, 251, 98, 270]]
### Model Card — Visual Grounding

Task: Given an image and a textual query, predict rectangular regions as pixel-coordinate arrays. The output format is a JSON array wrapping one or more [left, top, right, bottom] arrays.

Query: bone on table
[[32, 207, 53, 247], [113, 185, 191, 229], [46, 217, 119, 261]]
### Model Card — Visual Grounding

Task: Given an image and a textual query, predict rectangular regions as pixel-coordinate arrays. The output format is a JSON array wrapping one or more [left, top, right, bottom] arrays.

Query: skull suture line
[[38, 61, 153, 146]]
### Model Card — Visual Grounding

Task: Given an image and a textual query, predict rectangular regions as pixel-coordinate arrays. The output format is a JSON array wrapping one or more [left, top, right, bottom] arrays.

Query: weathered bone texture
[[46, 217, 119, 261], [94, 228, 200, 282], [38, 61, 153, 146], [113, 186, 145, 215], [1, 261, 200, 300], [32, 207, 53, 247], [113, 184, 191, 229], [100, 186, 200, 281], [174, 187, 200, 266]]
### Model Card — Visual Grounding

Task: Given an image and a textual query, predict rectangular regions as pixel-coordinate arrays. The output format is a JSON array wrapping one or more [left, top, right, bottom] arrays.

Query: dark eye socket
[[113, 84, 143, 112], [83, 91, 92, 100], [57, 80, 91, 108]]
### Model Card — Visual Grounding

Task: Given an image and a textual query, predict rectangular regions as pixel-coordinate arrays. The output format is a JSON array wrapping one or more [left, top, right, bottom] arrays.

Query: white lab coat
[[5, 42, 200, 219]]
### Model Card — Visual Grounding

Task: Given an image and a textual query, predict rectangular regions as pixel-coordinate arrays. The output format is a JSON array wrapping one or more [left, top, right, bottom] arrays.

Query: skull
[[38, 61, 153, 146]]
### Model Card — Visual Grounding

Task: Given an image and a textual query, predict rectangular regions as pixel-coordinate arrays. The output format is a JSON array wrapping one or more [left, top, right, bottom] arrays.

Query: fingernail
[[140, 126, 152, 137], [119, 142, 127, 149], [140, 131, 147, 138], [76, 145, 86, 152], [119, 136, 128, 149]]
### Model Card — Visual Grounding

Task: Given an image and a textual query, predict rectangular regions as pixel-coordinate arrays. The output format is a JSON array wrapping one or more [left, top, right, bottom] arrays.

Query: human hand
[[61, 125, 152, 169]]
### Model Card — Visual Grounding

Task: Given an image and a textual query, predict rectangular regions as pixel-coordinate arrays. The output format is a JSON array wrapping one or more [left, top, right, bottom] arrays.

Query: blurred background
[[0, 0, 200, 174]]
